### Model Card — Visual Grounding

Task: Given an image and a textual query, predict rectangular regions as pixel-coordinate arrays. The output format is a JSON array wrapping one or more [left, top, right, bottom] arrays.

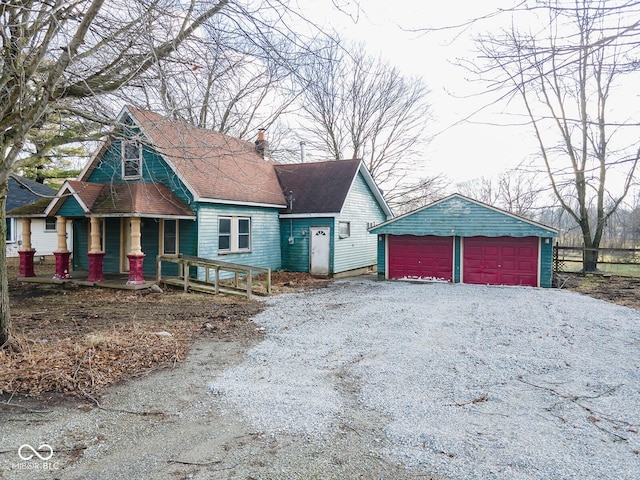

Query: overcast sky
[[306, 1, 545, 184]]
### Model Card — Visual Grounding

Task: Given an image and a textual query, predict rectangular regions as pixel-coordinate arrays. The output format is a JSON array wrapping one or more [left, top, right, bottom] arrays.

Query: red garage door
[[388, 235, 453, 281], [463, 236, 539, 286]]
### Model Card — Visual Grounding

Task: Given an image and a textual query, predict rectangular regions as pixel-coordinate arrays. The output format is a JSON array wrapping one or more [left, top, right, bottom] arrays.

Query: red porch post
[[87, 253, 106, 282], [53, 216, 72, 279], [126, 253, 146, 284], [18, 218, 35, 277], [126, 217, 146, 285], [86, 217, 105, 282]]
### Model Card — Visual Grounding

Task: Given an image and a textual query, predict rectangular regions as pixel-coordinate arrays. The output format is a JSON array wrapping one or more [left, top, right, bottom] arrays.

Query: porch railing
[[156, 254, 271, 298]]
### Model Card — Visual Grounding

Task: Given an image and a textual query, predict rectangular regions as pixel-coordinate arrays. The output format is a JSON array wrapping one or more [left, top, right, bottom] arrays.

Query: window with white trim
[[218, 216, 251, 253], [162, 219, 178, 255], [338, 221, 351, 238], [122, 140, 142, 179], [44, 217, 57, 232], [5, 218, 16, 243]]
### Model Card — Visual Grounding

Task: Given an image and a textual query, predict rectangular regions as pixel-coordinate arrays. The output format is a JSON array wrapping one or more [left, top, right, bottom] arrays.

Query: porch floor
[[17, 272, 157, 291]]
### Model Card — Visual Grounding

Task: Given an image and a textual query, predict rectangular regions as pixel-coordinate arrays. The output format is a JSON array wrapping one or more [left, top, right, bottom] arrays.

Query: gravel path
[[211, 278, 640, 479]]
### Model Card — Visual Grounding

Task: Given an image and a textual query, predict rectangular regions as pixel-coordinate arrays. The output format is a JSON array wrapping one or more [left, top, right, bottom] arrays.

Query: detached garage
[[370, 194, 558, 287]]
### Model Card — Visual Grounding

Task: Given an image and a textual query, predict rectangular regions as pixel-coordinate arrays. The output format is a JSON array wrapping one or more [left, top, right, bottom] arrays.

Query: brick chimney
[[255, 128, 268, 158]]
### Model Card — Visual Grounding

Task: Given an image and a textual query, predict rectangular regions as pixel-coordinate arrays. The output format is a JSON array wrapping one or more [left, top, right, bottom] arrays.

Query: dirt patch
[[269, 270, 333, 293], [556, 272, 640, 310]]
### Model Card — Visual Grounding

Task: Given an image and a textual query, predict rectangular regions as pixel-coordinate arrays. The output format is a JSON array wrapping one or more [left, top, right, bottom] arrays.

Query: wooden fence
[[156, 254, 271, 299], [554, 245, 640, 277]]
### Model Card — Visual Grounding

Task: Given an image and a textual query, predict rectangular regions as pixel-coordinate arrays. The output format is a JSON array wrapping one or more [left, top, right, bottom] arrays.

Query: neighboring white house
[[6, 176, 72, 259]]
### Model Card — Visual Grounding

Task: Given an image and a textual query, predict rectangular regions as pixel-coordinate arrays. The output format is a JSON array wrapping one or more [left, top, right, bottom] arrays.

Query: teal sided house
[[370, 194, 558, 287], [41, 107, 389, 285]]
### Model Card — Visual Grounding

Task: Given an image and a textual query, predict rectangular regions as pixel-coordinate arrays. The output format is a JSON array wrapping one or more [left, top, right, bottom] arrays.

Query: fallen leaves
[[1, 322, 197, 397], [4, 271, 264, 399]]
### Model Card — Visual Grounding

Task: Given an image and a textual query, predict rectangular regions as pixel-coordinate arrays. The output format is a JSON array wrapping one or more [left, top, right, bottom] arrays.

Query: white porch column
[[89, 217, 103, 253], [56, 216, 69, 253], [129, 217, 143, 255], [20, 218, 33, 251]]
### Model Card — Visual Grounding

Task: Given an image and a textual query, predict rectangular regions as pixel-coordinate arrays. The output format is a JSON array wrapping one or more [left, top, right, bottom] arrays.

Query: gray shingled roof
[[274, 159, 361, 214], [7, 175, 56, 212]]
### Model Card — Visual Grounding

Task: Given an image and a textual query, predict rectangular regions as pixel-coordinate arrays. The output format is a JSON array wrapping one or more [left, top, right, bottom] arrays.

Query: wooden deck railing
[[156, 254, 271, 298]]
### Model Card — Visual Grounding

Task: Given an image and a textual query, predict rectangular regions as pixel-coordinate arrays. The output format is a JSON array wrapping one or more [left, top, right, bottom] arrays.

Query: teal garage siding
[[454, 236, 462, 283], [280, 218, 334, 272], [334, 173, 387, 274], [376, 235, 386, 278], [198, 204, 282, 272], [371, 195, 557, 238], [539, 238, 554, 288]]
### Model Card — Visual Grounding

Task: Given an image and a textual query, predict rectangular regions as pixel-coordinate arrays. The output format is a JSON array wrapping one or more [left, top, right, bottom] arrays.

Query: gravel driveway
[[212, 278, 640, 479], [2, 277, 639, 479]]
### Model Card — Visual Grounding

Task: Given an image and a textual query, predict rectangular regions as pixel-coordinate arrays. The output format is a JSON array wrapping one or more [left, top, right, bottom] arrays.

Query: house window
[[5, 218, 16, 243], [162, 219, 178, 255], [45, 217, 57, 232], [218, 216, 251, 253], [218, 217, 231, 251], [338, 221, 350, 238], [122, 140, 142, 179], [238, 218, 250, 249]]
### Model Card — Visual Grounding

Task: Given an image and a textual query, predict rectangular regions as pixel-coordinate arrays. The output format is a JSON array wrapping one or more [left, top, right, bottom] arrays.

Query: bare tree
[[134, 19, 304, 139], [296, 39, 435, 209], [0, 0, 266, 348], [456, 168, 545, 219], [456, 177, 500, 206], [468, 0, 640, 271], [388, 174, 450, 215]]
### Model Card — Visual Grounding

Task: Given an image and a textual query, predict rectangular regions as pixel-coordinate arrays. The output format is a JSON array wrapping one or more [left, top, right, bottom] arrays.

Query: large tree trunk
[[0, 177, 10, 347], [583, 244, 599, 273]]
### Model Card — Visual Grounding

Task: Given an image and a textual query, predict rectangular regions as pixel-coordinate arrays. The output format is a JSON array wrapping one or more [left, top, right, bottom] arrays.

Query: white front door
[[310, 226, 330, 276]]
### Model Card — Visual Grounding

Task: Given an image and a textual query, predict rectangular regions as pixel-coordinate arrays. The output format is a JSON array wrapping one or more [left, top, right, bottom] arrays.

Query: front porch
[[13, 214, 151, 288]]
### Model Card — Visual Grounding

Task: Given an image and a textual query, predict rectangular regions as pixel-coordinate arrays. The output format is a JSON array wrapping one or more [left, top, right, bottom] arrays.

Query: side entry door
[[310, 226, 330, 276]]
